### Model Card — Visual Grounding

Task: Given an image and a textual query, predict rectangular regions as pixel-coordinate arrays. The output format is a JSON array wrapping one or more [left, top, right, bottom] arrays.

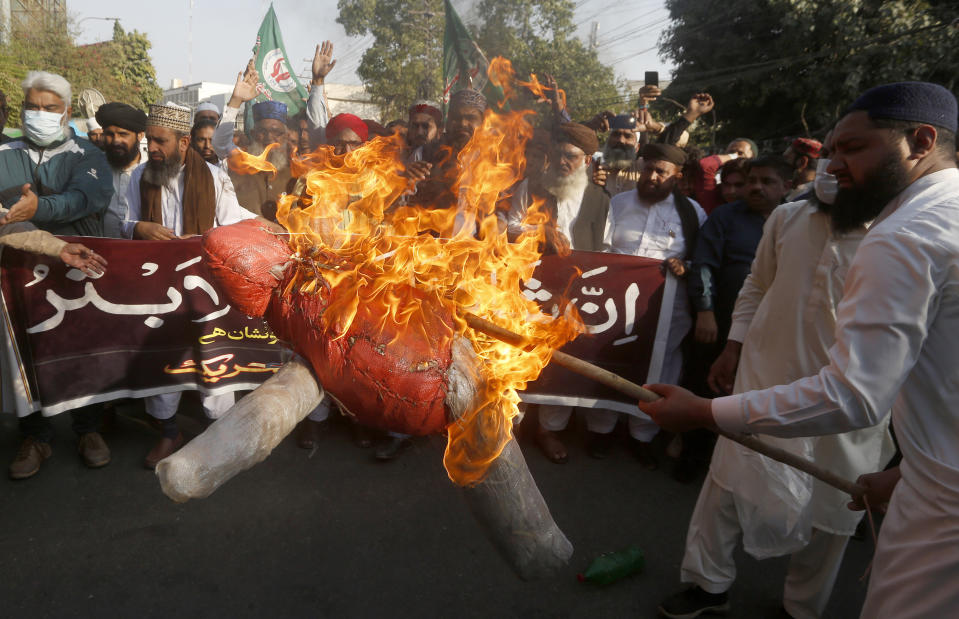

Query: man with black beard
[[658, 146, 897, 618], [597, 114, 641, 196], [190, 118, 220, 166], [96, 102, 147, 238], [643, 82, 959, 618], [601, 143, 706, 467], [504, 123, 610, 463], [123, 103, 257, 469]]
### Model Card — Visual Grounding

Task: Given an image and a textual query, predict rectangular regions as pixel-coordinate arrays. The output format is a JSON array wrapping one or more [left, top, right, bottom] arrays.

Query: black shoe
[[632, 438, 659, 470], [375, 436, 412, 461], [658, 585, 730, 618], [587, 431, 615, 459], [350, 420, 373, 448]]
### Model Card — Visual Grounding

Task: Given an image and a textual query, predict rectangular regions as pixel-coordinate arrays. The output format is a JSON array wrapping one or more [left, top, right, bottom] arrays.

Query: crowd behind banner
[[1, 28, 958, 619]]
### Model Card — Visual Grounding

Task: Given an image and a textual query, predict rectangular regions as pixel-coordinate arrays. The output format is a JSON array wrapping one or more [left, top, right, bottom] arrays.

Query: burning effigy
[[155, 60, 583, 577]]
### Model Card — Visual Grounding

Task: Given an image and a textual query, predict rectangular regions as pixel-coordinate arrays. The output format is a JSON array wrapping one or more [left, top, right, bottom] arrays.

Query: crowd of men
[[1, 38, 957, 618]]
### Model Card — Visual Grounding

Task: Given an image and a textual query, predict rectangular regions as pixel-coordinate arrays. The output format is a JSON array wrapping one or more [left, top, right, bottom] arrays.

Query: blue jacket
[[0, 128, 113, 237], [688, 200, 767, 329]]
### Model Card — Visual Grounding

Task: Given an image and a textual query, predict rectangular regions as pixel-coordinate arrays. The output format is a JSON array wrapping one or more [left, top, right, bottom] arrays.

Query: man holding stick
[[659, 150, 895, 617], [638, 82, 959, 618]]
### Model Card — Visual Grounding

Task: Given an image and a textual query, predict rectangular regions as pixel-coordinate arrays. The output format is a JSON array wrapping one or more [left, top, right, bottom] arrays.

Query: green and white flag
[[245, 4, 308, 127], [442, 0, 503, 111]]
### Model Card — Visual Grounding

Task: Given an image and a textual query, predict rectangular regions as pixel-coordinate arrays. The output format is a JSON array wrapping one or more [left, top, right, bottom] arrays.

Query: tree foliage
[[0, 18, 162, 127], [337, 0, 620, 122], [658, 0, 958, 145]]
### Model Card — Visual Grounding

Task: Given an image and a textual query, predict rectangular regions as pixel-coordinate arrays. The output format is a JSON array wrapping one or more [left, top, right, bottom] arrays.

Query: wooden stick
[[463, 313, 867, 497]]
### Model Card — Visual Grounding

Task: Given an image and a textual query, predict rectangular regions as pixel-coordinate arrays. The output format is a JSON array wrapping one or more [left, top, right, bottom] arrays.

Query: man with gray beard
[[505, 122, 609, 463], [213, 45, 335, 219], [123, 103, 257, 468]]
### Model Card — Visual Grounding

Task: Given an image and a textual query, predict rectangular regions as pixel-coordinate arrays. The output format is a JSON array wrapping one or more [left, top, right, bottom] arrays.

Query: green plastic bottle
[[577, 546, 645, 585]]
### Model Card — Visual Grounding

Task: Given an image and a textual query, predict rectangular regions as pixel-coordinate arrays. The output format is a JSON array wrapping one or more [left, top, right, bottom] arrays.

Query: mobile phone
[[644, 71, 659, 87]]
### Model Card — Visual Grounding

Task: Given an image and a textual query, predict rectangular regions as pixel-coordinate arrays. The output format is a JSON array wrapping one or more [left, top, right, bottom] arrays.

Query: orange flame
[[488, 58, 567, 111], [275, 58, 583, 485], [227, 143, 280, 178]]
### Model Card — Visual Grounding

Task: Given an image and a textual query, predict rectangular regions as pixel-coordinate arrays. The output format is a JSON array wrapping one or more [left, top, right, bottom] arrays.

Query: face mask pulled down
[[22, 109, 66, 147], [814, 158, 838, 205]]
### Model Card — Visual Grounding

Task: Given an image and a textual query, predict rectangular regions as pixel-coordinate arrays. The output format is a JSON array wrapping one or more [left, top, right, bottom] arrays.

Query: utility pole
[[188, 0, 194, 83], [408, 0, 440, 100], [589, 21, 599, 51]]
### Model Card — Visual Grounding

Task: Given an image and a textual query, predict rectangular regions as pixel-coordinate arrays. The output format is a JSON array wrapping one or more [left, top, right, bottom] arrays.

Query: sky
[[69, 0, 672, 92]]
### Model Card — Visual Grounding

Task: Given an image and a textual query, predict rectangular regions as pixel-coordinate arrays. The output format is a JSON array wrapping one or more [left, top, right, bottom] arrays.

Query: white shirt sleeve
[[212, 164, 257, 226], [712, 227, 928, 437], [306, 86, 329, 134], [213, 105, 240, 160]]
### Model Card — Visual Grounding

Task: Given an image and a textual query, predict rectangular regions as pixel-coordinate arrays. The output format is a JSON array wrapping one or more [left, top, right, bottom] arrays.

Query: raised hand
[[686, 93, 715, 118], [312, 41, 337, 85], [229, 59, 260, 107], [639, 84, 661, 105]]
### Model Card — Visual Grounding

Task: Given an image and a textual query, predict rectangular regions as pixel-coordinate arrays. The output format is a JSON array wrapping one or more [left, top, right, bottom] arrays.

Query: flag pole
[[462, 312, 868, 497]]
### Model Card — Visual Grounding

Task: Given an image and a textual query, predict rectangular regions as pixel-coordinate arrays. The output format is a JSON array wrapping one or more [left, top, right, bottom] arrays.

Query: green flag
[[245, 4, 308, 130], [442, 0, 503, 112]]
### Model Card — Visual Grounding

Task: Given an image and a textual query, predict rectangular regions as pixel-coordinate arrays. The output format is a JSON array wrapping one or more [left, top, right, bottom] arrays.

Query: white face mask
[[22, 109, 66, 146], [814, 158, 839, 205]]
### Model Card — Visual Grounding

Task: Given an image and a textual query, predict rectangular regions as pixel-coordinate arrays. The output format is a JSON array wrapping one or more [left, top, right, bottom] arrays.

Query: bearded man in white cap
[[123, 102, 257, 469]]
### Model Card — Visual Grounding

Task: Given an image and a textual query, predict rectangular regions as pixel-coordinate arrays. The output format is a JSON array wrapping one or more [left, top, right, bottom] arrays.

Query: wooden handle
[[463, 313, 867, 497]]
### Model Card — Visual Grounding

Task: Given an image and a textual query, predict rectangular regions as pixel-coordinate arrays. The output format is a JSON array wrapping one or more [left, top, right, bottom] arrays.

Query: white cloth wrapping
[[120, 161, 256, 238], [709, 168, 959, 617]]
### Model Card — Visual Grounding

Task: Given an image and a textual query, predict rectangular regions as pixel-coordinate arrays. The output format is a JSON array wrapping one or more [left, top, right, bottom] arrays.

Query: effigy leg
[[445, 338, 573, 579], [155, 357, 323, 503], [460, 437, 574, 580]]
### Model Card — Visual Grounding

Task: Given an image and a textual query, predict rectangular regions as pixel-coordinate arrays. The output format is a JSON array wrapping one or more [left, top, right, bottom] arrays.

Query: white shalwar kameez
[[122, 161, 258, 420], [506, 177, 592, 434], [603, 190, 706, 441], [680, 200, 895, 619], [711, 169, 959, 618]]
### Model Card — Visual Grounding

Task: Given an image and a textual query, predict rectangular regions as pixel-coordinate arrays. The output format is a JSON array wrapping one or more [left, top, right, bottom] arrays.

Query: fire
[[228, 143, 280, 178], [488, 58, 567, 112], [273, 59, 583, 485]]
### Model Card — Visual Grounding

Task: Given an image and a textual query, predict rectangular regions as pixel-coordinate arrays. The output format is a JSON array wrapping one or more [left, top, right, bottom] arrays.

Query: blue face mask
[[814, 158, 839, 205], [22, 109, 66, 146]]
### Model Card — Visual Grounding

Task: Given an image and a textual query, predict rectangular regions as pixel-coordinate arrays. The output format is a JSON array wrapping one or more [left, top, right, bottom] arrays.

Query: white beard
[[251, 141, 290, 172], [543, 166, 588, 203]]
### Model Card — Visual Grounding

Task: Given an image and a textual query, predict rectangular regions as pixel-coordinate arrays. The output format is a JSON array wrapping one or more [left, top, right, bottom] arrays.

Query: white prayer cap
[[196, 101, 220, 115], [86, 117, 102, 131]]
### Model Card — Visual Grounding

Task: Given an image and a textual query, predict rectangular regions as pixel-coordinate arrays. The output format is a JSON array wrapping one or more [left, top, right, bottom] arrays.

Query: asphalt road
[[0, 400, 873, 618]]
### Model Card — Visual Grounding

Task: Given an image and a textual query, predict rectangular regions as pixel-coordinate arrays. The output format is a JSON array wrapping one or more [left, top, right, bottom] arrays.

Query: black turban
[[556, 122, 599, 155], [641, 143, 687, 166], [845, 81, 957, 133], [95, 102, 147, 133]]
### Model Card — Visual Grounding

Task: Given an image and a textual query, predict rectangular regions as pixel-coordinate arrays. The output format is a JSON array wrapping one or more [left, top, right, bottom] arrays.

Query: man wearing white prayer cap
[[194, 101, 220, 125]]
